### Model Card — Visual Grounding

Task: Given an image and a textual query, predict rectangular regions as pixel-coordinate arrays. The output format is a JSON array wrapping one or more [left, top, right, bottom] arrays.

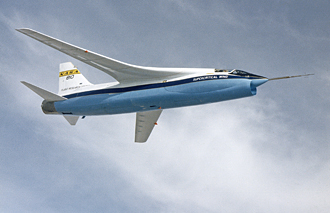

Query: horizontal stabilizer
[[135, 110, 162, 143], [63, 115, 79, 125], [21, 81, 66, 101]]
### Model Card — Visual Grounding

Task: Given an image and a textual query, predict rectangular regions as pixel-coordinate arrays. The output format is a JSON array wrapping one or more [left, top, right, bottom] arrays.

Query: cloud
[[1, 1, 329, 212]]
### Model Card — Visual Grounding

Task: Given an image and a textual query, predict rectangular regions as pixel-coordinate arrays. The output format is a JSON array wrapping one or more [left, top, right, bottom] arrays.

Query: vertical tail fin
[[58, 62, 93, 96]]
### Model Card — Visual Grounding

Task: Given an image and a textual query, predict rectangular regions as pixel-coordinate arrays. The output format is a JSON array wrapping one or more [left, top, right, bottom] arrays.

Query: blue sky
[[1, 1, 329, 212]]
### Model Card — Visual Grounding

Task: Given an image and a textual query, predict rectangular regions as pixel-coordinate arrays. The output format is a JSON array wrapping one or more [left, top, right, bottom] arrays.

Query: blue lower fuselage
[[53, 77, 268, 116]]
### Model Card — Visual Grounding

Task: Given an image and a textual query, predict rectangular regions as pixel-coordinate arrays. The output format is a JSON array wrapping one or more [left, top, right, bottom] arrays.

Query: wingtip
[[135, 140, 147, 143], [21, 81, 33, 87], [16, 28, 34, 34], [16, 28, 25, 32]]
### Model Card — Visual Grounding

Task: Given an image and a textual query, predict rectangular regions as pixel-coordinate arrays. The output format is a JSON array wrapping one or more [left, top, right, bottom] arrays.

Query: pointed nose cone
[[250, 79, 268, 95], [251, 78, 268, 88]]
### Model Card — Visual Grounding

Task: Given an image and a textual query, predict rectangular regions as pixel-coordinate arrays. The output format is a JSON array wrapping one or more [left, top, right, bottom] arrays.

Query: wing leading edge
[[16, 28, 189, 85]]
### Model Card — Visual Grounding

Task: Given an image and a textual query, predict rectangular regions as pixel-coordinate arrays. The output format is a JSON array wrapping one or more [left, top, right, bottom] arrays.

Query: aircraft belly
[[163, 79, 255, 106], [54, 79, 256, 116], [55, 94, 107, 115]]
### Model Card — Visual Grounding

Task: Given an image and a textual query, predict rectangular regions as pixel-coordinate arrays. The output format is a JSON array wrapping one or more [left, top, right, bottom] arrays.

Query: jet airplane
[[17, 29, 312, 142]]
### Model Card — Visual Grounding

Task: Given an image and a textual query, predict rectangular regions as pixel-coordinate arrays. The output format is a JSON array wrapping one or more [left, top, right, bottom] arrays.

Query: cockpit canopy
[[215, 69, 266, 79], [230, 70, 251, 76]]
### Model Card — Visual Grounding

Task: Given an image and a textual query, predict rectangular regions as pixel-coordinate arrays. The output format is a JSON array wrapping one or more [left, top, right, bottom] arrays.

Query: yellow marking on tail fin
[[59, 69, 81, 77]]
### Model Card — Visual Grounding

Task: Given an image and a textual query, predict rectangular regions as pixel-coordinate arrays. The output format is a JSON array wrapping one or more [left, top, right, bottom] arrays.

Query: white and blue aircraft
[[17, 29, 312, 142]]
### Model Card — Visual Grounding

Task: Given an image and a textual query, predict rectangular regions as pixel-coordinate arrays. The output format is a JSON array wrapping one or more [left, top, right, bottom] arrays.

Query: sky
[[1, 0, 329, 212]]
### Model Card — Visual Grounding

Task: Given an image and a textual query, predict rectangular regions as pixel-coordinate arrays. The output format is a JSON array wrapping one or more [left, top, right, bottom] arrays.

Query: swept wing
[[16, 28, 190, 85]]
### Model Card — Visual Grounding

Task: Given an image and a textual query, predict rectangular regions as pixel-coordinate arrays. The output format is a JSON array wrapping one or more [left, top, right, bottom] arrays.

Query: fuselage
[[43, 69, 268, 116]]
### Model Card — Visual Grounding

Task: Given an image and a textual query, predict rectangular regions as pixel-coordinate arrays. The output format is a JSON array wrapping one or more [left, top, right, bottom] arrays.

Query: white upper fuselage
[[59, 68, 262, 98], [59, 68, 214, 97]]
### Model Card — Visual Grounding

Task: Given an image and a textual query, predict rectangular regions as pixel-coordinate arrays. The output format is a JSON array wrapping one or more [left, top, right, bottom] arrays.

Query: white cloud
[[1, 1, 329, 212]]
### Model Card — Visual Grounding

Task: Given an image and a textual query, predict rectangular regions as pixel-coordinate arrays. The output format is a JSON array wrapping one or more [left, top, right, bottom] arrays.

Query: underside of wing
[[135, 110, 162, 143], [16, 28, 188, 85]]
